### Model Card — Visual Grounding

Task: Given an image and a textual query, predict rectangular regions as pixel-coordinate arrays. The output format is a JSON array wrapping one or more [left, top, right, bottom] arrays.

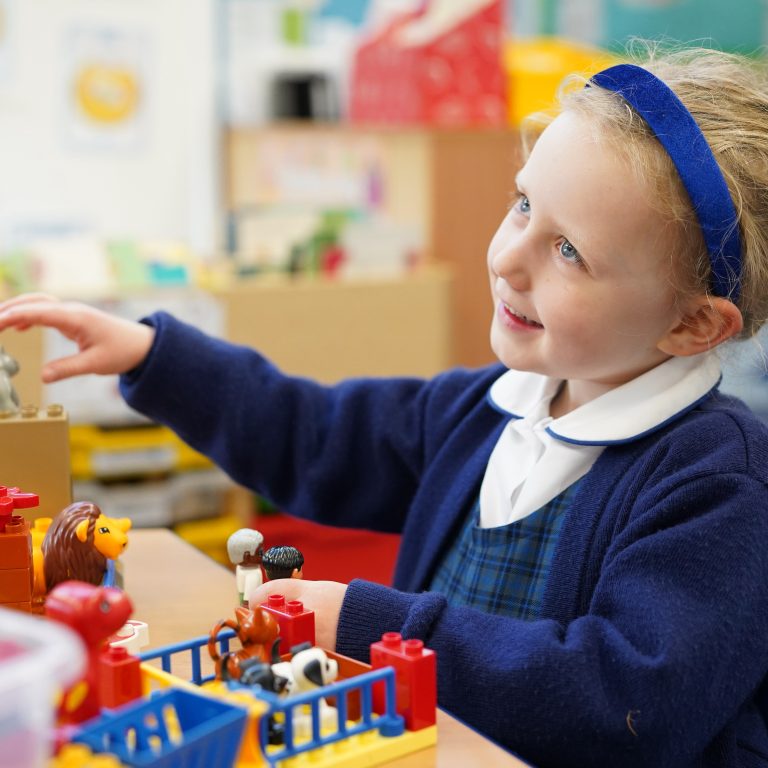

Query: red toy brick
[[260, 593, 315, 655], [370, 631, 437, 731], [98, 645, 142, 709], [0, 514, 33, 611], [0, 497, 13, 532], [0, 565, 33, 602], [0, 486, 40, 511], [0, 514, 32, 569]]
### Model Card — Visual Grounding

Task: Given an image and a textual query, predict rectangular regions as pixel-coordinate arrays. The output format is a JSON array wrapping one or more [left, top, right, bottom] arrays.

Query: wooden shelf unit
[[226, 124, 521, 369]]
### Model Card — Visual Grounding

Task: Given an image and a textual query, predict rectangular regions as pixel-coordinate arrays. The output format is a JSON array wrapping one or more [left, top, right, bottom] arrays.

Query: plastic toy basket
[[73, 687, 248, 768], [0, 606, 85, 768]]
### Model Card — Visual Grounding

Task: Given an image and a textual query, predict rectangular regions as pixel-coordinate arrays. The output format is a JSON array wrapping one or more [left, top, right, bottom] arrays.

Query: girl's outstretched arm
[[0, 293, 154, 382]]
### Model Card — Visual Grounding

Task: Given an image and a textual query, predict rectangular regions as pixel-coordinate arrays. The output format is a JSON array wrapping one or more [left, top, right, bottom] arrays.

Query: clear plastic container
[[0, 607, 85, 768]]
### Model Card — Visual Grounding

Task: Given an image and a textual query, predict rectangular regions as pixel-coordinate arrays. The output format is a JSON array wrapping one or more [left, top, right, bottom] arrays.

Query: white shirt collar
[[487, 352, 721, 446]]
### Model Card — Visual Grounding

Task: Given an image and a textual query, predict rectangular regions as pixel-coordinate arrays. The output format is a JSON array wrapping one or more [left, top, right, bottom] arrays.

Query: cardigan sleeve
[[336, 469, 768, 767], [118, 311, 477, 533]]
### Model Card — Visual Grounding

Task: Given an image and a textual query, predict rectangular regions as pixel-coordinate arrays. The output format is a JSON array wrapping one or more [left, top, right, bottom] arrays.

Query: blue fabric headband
[[590, 63, 742, 303]]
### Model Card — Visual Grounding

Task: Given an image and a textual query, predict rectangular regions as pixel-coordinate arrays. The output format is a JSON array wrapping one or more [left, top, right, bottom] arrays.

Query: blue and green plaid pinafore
[[429, 480, 581, 620]]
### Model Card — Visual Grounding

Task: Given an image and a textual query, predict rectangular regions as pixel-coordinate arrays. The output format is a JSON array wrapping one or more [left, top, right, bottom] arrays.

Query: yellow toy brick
[[0, 405, 72, 521]]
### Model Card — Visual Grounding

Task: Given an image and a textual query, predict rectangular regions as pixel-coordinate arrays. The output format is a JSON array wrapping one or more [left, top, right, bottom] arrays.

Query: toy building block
[[52, 743, 126, 767], [371, 631, 437, 731], [0, 486, 39, 612], [108, 619, 150, 654], [98, 645, 142, 710], [259, 593, 315, 655], [45, 581, 134, 725], [0, 405, 72, 522]]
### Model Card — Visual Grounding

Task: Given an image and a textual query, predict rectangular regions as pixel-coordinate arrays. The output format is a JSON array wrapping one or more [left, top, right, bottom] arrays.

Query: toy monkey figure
[[263, 545, 304, 581], [207, 605, 279, 681]]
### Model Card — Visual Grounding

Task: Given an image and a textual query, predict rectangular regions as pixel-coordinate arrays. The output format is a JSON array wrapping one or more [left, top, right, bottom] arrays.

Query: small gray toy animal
[[0, 346, 20, 412]]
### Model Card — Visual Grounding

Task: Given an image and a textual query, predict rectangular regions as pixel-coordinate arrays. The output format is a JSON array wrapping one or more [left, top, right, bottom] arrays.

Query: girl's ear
[[658, 295, 743, 356]]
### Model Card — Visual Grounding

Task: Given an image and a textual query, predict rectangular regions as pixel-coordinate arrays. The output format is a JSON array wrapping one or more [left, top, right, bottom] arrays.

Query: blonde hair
[[523, 43, 768, 339]]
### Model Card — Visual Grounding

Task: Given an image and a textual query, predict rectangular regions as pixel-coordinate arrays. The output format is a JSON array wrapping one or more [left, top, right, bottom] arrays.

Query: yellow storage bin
[[505, 37, 620, 126], [69, 423, 212, 481]]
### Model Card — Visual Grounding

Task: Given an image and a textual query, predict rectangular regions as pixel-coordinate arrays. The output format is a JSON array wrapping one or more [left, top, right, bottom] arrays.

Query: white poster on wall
[[0, 0, 14, 83], [63, 25, 149, 151], [0, 0, 218, 255]]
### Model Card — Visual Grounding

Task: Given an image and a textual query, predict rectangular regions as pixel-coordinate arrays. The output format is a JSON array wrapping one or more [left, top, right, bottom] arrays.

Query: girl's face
[[488, 110, 689, 410]]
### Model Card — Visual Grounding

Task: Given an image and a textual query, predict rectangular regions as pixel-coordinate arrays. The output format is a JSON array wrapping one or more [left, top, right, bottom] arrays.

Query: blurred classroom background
[[1, 0, 766, 583]]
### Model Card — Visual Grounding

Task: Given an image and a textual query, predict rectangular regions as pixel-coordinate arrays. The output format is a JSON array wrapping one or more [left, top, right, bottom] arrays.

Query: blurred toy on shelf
[[350, 0, 506, 126], [223, 0, 357, 125], [0, 346, 20, 413], [227, 527, 265, 605], [263, 544, 305, 580]]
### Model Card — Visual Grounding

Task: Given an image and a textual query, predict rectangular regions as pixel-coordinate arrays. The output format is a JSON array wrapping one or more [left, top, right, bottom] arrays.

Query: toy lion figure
[[41, 501, 131, 593]]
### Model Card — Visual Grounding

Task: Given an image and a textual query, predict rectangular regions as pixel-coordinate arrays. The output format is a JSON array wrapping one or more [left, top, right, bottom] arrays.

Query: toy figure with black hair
[[262, 545, 304, 581]]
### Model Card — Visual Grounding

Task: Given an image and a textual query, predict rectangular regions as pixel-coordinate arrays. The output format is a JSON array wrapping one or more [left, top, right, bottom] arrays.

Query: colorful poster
[[63, 25, 149, 150]]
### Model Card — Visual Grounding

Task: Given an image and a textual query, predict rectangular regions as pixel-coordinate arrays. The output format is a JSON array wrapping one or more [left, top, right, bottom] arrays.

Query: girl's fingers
[[42, 349, 102, 382], [0, 293, 59, 313], [0, 303, 87, 338]]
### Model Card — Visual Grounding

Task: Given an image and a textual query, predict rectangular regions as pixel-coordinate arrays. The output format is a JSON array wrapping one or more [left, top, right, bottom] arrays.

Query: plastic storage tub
[[0, 606, 85, 768]]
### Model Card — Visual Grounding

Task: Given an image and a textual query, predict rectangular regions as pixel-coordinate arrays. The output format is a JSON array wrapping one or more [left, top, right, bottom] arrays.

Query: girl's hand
[[0, 293, 154, 383], [247, 579, 349, 651]]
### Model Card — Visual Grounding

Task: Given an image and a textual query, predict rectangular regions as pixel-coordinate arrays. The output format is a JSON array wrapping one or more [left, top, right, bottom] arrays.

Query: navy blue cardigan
[[121, 312, 768, 768]]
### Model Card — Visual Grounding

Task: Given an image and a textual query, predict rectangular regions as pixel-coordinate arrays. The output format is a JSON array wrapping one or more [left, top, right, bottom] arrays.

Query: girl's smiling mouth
[[500, 302, 544, 329]]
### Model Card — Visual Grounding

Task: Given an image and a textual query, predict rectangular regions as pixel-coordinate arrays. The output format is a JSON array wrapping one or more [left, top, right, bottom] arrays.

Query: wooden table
[[122, 528, 531, 768]]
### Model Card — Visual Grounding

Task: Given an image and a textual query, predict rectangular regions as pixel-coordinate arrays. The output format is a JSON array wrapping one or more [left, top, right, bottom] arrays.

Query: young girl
[[3, 46, 768, 767]]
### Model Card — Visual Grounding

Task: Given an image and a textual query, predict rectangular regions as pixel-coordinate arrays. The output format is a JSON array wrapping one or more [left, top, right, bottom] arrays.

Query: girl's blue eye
[[516, 195, 530, 214], [559, 239, 582, 264]]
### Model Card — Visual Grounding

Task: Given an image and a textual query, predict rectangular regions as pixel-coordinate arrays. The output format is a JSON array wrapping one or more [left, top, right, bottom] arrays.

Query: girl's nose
[[490, 230, 533, 291]]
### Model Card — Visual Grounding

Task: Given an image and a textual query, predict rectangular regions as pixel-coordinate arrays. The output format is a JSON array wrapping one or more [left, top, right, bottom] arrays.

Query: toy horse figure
[[0, 345, 20, 412]]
